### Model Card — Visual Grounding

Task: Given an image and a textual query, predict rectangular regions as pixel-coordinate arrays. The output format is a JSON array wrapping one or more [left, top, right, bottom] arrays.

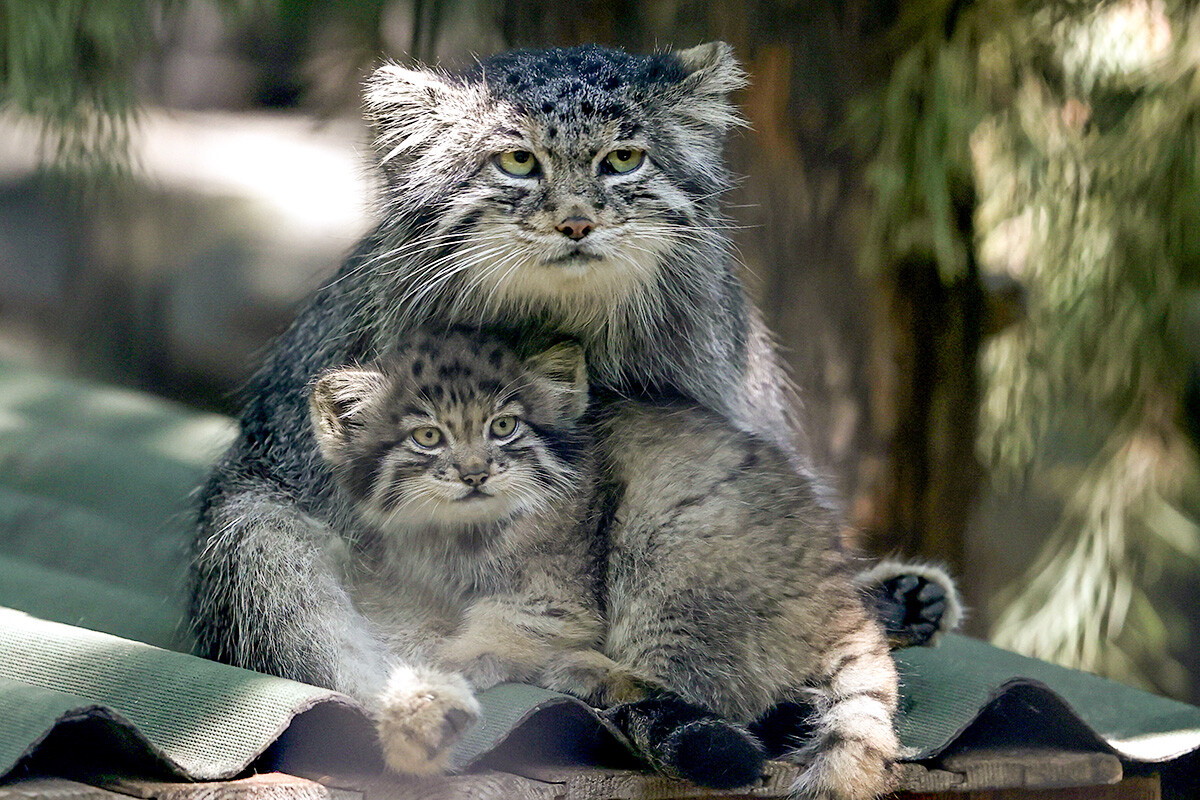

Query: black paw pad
[[668, 718, 764, 790], [873, 572, 947, 647]]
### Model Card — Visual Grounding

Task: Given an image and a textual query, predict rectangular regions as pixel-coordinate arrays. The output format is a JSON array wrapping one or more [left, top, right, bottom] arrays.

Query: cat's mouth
[[456, 488, 494, 501], [544, 248, 604, 266]]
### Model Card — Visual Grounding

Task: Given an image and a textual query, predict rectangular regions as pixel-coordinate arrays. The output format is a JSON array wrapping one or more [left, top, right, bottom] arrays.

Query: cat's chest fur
[[342, 531, 510, 645]]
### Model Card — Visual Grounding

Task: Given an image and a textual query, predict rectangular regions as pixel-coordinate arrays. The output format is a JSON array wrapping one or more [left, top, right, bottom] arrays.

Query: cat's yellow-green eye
[[602, 148, 645, 175], [411, 426, 443, 448], [489, 415, 518, 439], [496, 150, 538, 177]]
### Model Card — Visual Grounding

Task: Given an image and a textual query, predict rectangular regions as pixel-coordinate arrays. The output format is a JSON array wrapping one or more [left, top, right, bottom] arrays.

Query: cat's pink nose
[[460, 470, 489, 487], [556, 216, 595, 240]]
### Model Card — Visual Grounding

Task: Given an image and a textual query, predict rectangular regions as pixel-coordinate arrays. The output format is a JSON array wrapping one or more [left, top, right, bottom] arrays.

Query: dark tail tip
[[668, 717, 764, 789]]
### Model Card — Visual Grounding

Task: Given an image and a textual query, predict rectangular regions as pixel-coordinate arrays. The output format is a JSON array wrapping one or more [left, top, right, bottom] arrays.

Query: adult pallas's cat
[[190, 42, 946, 798]]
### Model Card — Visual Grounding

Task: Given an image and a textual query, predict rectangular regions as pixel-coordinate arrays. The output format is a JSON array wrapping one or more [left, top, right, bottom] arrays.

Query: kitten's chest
[[349, 534, 512, 613]]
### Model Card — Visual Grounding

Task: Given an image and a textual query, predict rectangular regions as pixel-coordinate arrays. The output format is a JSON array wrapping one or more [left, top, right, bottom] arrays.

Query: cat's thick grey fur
[[308, 327, 898, 798], [192, 40, 797, 692], [190, 41, 926, 798]]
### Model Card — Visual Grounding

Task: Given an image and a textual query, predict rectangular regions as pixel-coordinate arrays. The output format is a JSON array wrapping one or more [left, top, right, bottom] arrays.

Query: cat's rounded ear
[[671, 42, 748, 131], [310, 367, 388, 462], [364, 63, 480, 164], [524, 343, 589, 420]]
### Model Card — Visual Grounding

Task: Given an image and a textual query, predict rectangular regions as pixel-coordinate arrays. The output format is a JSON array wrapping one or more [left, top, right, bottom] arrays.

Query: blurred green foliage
[[862, 0, 1200, 695], [0, 0, 202, 173]]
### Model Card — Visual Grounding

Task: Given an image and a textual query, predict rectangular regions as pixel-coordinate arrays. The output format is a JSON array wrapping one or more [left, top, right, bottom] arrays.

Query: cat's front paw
[[375, 665, 481, 776]]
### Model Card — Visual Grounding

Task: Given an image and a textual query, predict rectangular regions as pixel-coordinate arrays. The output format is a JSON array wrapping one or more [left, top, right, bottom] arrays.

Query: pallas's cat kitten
[[314, 329, 899, 799], [306, 329, 631, 775]]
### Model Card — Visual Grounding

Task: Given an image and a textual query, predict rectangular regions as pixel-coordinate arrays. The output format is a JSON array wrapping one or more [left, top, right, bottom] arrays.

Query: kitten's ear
[[310, 368, 388, 461], [671, 42, 748, 131], [524, 343, 589, 420], [364, 63, 480, 163]]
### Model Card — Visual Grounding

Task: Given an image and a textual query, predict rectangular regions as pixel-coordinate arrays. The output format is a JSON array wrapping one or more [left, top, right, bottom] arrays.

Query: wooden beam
[[898, 747, 1124, 793], [40, 746, 1151, 800], [893, 775, 1161, 800], [98, 774, 338, 800], [0, 780, 126, 800]]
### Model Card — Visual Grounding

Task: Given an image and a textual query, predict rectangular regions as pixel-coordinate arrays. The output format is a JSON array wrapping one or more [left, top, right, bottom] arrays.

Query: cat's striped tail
[[786, 625, 900, 800]]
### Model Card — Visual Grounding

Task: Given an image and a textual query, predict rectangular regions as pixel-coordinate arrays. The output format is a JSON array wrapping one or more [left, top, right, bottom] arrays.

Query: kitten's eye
[[601, 148, 645, 175], [489, 415, 519, 439], [496, 150, 539, 177], [411, 426, 444, 448]]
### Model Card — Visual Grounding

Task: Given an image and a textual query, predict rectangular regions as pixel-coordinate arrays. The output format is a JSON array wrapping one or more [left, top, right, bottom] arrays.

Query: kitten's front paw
[[375, 665, 481, 776], [538, 649, 656, 706]]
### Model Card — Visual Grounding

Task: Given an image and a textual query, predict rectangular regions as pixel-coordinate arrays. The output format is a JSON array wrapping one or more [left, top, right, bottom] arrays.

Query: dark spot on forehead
[[469, 44, 686, 123], [411, 359, 424, 378], [477, 378, 503, 396], [438, 362, 472, 380]]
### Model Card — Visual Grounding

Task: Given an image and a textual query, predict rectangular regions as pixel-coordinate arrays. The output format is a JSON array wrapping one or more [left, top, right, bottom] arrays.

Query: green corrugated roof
[[0, 360, 1198, 781]]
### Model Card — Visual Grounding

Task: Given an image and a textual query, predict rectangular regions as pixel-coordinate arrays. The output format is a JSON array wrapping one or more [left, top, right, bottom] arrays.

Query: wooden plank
[[303, 770, 564, 800], [939, 747, 1123, 790], [511, 761, 798, 799], [892, 774, 1160, 800], [0, 779, 126, 800], [96, 773, 344, 800], [52, 747, 1147, 800], [898, 748, 1122, 793]]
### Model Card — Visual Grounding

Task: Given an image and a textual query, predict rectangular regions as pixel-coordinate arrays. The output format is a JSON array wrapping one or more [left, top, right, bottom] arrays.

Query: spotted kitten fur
[[305, 329, 636, 774], [314, 328, 899, 798]]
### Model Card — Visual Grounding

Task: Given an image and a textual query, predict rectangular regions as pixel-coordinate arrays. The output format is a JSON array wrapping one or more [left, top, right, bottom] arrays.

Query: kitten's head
[[363, 43, 746, 330], [311, 330, 588, 534]]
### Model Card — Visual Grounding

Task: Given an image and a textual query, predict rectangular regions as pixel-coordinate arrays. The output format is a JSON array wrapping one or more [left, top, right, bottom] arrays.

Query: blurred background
[[2, 0, 1199, 704]]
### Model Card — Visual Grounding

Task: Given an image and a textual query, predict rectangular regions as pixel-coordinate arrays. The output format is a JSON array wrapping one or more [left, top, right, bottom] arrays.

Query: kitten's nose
[[460, 470, 489, 487], [555, 216, 595, 240]]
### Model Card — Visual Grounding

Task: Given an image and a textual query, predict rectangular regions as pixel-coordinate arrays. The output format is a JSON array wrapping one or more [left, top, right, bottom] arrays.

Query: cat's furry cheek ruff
[[375, 664, 481, 775]]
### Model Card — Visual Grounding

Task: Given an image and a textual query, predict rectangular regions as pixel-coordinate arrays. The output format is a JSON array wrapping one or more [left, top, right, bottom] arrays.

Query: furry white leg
[[374, 664, 481, 776]]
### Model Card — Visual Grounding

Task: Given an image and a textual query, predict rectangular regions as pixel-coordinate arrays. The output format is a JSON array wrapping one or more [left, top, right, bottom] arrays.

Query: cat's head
[[363, 43, 746, 329], [310, 330, 589, 533]]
